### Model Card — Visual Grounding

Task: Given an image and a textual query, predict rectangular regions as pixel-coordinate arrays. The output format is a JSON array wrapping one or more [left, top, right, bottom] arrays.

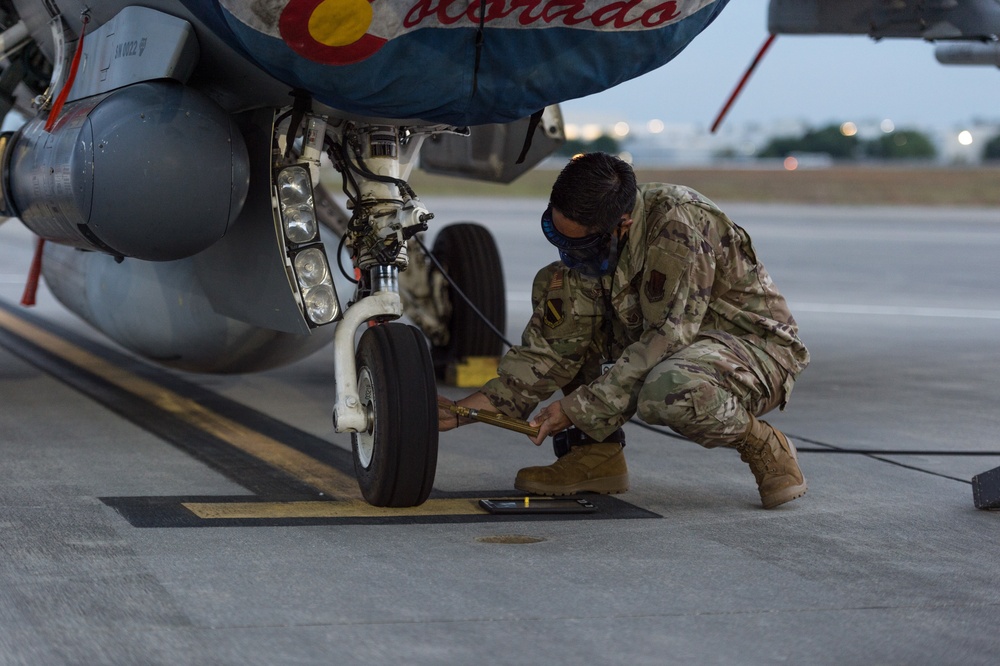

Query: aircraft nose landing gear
[[326, 121, 448, 507]]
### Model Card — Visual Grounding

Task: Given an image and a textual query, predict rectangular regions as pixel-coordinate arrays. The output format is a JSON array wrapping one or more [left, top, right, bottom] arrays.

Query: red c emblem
[[279, 0, 388, 65]]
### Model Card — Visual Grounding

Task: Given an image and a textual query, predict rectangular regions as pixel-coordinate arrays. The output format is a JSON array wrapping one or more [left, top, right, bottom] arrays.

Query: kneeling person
[[438, 153, 810, 509]]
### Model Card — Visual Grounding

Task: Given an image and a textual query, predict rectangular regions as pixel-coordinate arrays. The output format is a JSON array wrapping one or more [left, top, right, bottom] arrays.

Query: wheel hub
[[355, 367, 376, 469]]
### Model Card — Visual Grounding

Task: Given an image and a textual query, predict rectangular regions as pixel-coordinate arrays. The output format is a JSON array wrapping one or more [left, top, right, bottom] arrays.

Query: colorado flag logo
[[223, 0, 717, 65], [278, 0, 387, 65]]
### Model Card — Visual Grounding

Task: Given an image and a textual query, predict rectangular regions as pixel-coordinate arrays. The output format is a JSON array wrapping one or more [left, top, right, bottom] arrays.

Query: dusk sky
[[560, 0, 1000, 133]]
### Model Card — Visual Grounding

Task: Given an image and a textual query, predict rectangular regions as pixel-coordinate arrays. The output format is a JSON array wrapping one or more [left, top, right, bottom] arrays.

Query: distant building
[[593, 117, 1000, 167]]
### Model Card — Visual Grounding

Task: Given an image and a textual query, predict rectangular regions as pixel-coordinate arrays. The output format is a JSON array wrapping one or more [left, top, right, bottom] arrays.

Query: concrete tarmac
[[1, 197, 999, 665]]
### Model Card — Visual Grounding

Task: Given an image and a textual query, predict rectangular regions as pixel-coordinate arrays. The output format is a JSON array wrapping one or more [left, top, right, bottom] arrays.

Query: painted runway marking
[[184, 498, 488, 519], [0, 300, 658, 526]]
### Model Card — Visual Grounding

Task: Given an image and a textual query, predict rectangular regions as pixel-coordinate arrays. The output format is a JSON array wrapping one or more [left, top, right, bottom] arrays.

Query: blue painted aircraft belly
[[182, 0, 730, 125]]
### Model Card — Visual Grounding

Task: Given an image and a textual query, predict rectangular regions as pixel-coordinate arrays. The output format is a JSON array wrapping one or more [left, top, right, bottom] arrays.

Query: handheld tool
[[447, 404, 540, 437]]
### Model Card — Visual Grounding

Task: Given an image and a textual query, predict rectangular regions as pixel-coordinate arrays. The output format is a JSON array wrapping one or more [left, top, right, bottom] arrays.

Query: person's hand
[[528, 400, 572, 446], [437, 396, 460, 432], [437, 392, 494, 432]]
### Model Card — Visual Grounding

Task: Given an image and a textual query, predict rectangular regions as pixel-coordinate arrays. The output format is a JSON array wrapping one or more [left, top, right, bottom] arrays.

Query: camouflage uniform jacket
[[482, 183, 810, 440]]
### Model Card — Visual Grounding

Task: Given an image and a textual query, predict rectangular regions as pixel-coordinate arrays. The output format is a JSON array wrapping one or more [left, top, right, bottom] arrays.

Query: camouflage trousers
[[635, 336, 790, 448], [561, 332, 790, 449]]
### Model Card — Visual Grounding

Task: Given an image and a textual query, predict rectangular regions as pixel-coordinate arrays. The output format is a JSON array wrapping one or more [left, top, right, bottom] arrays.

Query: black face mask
[[540, 205, 621, 278]]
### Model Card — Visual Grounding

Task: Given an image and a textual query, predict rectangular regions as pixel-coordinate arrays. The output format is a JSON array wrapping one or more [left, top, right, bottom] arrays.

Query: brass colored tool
[[447, 404, 540, 437]]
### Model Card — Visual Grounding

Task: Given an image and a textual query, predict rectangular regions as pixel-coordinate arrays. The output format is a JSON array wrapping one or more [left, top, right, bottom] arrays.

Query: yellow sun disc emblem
[[308, 0, 373, 48]]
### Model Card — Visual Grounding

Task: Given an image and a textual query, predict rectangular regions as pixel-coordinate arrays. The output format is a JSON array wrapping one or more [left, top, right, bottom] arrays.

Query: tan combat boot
[[735, 416, 807, 509], [514, 443, 629, 496]]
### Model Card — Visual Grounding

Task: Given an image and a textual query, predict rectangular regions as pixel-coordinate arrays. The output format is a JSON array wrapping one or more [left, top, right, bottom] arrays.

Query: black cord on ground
[[414, 235, 513, 349], [629, 419, 691, 442], [623, 421, 985, 485]]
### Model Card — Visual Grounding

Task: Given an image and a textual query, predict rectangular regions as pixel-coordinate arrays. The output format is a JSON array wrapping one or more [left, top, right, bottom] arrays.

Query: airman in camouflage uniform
[[439, 153, 810, 509]]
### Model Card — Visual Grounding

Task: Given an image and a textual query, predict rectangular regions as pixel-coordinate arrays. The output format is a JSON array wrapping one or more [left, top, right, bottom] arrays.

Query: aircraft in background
[[0, 0, 731, 506], [768, 0, 1000, 67], [711, 0, 1000, 132]]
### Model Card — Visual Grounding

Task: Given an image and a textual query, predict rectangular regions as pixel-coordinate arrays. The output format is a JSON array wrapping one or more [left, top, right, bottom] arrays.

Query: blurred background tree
[[756, 124, 936, 160], [982, 134, 1000, 161], [758, 124, 859, 159], [865, 131, 936, 159]]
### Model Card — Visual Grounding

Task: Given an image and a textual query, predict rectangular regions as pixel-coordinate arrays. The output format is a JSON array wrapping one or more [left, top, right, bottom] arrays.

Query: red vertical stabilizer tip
[[710, 34, 776, 134]]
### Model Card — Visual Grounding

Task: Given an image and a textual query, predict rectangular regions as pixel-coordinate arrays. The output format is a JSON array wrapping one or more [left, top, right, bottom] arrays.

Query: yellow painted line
[[182, 499, 488, 519], [0, 308, 362, 500]]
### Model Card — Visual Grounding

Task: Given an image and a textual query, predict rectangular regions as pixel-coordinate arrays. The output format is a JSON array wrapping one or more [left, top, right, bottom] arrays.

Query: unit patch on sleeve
[[543, 298, 564, 328], [644, 269, 667, 302]]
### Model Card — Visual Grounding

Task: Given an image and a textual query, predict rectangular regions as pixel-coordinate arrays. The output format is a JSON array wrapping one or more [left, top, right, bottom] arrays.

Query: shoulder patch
[[543, 298, 564, 328], [548, 270, 564, 292], [644, 270, 667, 302]]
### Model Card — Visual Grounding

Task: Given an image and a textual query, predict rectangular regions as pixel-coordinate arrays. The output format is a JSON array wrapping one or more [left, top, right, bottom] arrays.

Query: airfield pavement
[[1, 196, 999, 665]]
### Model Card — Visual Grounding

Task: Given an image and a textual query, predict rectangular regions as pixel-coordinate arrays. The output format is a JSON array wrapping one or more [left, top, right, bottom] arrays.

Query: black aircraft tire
[[430, 222, 506, 375], [351, 323, 439, 507]]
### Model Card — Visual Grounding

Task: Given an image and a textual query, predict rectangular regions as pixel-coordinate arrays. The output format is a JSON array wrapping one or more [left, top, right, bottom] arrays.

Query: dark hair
[[549, 152, 637, 233]]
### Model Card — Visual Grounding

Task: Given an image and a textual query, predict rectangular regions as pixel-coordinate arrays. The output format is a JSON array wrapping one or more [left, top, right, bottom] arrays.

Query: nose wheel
[[351, 323, 439, 506]]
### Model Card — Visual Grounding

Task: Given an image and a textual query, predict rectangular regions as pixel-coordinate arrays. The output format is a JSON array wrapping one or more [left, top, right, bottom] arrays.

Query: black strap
[[553, 427, 626, 458], [598, 277, 615, 363], [471, 0, 486, 98], [515, 108, 544, 164], [284, 89, 311, 159]]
